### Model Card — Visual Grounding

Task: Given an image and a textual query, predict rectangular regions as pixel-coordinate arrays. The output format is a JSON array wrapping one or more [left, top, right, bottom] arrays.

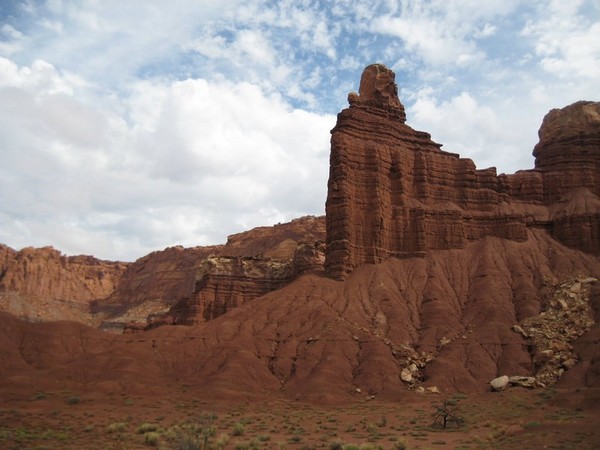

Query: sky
[[1, 0, 599, 262]]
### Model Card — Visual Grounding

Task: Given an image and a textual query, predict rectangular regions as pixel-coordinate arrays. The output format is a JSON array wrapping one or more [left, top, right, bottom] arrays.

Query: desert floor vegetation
[[0, 388, 598, 449]]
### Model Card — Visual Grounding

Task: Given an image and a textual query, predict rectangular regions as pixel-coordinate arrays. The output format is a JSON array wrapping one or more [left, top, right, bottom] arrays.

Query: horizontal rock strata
[[325, 65, 600, 279]]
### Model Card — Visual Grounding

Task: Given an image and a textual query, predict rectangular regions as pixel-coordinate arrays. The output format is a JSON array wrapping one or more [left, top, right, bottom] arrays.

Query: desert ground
[[1, 385, 599, 449]]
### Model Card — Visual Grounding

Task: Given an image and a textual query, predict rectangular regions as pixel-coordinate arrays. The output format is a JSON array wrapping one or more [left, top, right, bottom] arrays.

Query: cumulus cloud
[[0, 57, 334, 260], [371, 0, 521, 67], [408, 91, 536, 173], [522, 1, 600, 79]]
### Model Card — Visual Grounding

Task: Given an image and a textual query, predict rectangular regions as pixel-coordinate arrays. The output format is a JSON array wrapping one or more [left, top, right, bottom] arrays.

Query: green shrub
[[215, 433, 230, 449], [144, 431, 160, 446], [376, 416, 387, 427], [66, 396, 81, 405], [175, 432, 200, 450], [329, 440, 343, 450], [234, 440, 259, 450], [232, 422, 245, 436], [137, 423, 159, 434], [393, 440, 408, 450], [107, 422, 127, 433], [33, 391, 47, 400]]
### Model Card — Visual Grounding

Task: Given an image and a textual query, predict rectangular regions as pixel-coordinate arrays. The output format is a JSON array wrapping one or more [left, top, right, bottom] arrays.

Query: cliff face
[[2, 233, 599, 401], [152, 228, 326, 328], [162, 239, 326, 327], [165, 255, 294, 326], [0, 245, 127, 323], [0, 245, 126, 301], [325, 64, 600, 279], [0, 216, 325, 328], [93, 216, 326, 330], [222, 215, 325, 259]]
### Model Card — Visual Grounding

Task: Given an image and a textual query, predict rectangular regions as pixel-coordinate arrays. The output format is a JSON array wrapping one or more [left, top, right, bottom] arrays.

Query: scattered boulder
[[490, 375, 510, 391], [400, 368, 413, 383], [512, 324, 529, 337], [515, 276, 596, 385], [562, 358, 577, 370], [509, 376, 537, 389]]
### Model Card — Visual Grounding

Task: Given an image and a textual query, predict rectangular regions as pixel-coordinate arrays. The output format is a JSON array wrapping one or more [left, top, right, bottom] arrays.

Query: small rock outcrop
[[163, 255, 294, 326], [91, 245, 221, 328], [325, 65, 600, 279]]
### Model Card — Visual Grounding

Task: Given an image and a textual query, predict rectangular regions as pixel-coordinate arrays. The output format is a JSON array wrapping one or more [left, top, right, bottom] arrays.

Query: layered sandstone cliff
[[164, 255, 294, 326], [147, 219, 326, 328], [0, 245, 127, 323], [325, 64, 600, 279], [94, 216, 326, 330], [0, 216, 325, 328]]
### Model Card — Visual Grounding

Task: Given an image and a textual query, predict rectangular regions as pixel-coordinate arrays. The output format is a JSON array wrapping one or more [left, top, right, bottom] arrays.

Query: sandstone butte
[[0, 64, 599, 403]]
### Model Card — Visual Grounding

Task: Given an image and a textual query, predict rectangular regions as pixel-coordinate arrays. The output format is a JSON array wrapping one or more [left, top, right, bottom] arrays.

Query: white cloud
[[474, 23, 497, 39], [522, 2, 600, 79], [234, 29, 276, 66], [0, 57, 333, 261], [408, 91, 534, 173], [1, 24, 23, 40], [371, 0, 521, 66]]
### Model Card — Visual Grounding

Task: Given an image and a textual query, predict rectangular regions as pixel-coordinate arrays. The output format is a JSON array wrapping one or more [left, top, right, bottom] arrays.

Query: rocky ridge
[[111, 215, 326, 330], [0, 245, 127, 324], [0, 216, 326, 329]]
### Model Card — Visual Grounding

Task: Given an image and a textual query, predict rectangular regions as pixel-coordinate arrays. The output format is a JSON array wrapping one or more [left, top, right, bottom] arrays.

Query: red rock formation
[[92, 216, 326, 329], [221, 215, 325, 259], [0, 245, 125, 301], [168, 217, 325, 325], [325, 65, 600, 279], [0, 244, 127, 322], [166, 255, 294, 325], [533, 101, 600, 201], [91, 245, 221, 324]]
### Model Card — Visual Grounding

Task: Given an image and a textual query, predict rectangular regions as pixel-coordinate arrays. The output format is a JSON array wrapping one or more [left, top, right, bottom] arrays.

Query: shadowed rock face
[[325, 64, 600, 279]]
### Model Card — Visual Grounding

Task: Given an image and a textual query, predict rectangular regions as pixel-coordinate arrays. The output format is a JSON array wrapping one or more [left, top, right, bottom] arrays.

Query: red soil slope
[[1, 229, 599, 402]]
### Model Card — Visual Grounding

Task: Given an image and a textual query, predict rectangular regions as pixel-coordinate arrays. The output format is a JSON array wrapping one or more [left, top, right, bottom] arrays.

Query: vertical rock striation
[[325, 64, 600, 279]]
